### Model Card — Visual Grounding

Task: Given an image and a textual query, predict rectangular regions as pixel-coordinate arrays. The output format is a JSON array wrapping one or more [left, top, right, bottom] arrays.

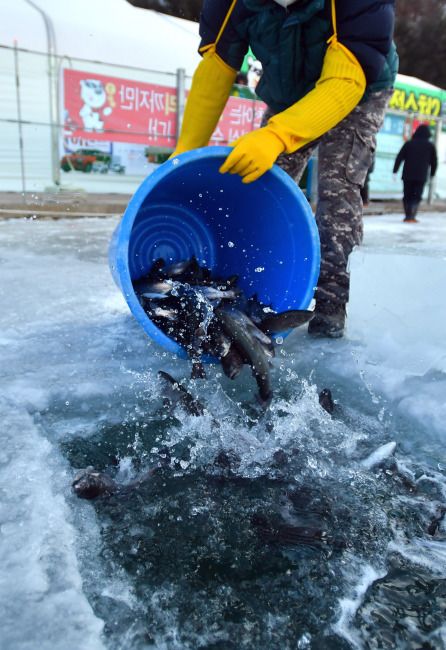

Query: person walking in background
[[393, 125, 438, 223], [172, 0, 397, 338]]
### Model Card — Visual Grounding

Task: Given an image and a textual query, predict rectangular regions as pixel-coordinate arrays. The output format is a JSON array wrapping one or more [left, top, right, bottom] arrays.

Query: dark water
[[37, 362, 446, 650]]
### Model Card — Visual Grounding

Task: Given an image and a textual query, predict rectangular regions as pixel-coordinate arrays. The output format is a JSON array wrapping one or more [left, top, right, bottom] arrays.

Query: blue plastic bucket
[[109, 146, 320, 359]]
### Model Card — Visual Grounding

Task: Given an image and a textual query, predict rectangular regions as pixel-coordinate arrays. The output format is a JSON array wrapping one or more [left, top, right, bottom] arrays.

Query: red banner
[[63, 69, 266, 148], [210, 96, 266, 145]]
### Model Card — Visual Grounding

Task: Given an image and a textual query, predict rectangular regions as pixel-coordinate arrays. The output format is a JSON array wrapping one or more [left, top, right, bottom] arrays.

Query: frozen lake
[[0, 212, 445, 649]]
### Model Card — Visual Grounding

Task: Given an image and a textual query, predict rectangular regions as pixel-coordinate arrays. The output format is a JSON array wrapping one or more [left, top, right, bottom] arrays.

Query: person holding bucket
[[172, 0, 397, 338]]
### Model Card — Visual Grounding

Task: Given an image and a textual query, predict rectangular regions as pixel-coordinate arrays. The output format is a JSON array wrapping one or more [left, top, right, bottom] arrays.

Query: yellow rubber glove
[[219, 128, 286, 183], [220, 39, 366, 183], [171, 50, 237, 157], [267, 39, 367, 153]]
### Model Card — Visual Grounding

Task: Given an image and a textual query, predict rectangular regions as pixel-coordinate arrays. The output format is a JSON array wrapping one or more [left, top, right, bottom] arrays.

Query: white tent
[[0, 0, 201, 192], [0, 0, 200, 75]]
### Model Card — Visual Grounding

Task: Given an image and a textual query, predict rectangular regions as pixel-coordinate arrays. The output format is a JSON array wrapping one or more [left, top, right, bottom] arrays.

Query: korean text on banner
[[63, 69, 267, 148]]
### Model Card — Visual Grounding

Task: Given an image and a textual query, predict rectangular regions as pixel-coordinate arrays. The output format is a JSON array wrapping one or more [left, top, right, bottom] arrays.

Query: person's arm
[[393, 144, 407, 174], [221, 0, 396, 182], [430, 144, 438, 178], [172, 0, 247, 156], [172, 52, 237, 155]]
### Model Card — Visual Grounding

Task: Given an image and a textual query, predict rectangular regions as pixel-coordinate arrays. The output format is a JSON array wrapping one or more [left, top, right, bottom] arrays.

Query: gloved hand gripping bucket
[[109, 146, 320, 358]]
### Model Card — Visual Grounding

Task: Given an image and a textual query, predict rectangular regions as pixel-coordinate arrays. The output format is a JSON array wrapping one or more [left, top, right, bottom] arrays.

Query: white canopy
[[0, 0, 201, 76]]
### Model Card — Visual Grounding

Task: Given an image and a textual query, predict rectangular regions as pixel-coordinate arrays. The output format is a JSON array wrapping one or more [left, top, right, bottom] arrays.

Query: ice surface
[[288, 213, 446, 445], [0, 212, 445, 649]]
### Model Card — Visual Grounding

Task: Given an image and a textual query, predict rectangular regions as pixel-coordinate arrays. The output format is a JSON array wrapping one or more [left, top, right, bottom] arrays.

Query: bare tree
[[394, 0, 446, 88]]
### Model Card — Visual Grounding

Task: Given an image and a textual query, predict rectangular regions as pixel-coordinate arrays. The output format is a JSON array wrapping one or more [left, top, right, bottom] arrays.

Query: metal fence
[[1, 42, 444, 201], [1, 43, 269, 196]]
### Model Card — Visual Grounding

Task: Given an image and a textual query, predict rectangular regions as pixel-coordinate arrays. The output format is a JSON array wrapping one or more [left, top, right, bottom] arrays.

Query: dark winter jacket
[[199, 0, 398, 112], [393, 125, 438, 183]]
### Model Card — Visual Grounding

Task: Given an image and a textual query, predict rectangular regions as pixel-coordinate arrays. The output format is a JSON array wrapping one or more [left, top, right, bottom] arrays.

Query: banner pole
[[175, 68, 186, 149]]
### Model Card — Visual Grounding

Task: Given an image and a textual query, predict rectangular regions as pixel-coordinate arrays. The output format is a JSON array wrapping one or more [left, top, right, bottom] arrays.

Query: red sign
[[63, 69, 266, 147], [210, 96, 267, 145], [63, 69, 177, 146]]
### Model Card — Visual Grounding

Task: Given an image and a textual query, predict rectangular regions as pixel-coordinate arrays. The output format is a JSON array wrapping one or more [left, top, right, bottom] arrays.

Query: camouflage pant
[[264, 89, 392, 314]]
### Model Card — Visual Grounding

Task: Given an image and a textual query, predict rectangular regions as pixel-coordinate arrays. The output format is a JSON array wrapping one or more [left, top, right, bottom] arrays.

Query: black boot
[[403, 202, 419, 223], [403, 199, 410, 219]]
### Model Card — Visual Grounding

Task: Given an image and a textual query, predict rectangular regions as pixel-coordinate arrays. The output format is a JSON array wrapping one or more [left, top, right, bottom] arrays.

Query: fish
[[216, 308, 272, 403], [213, 449, 241, 471], [195, 286, 241, 301], [151, 306, 177, 320], [272, 449, 288, 468], [72, 451, 171, 500], [251, 514, 330, 547], [158, 370, 206, 416], [226, 308, 273, 346], [134, 256, 317, 402], [134, 278, 174, 299], [72, 466, 118, 499], [259, 309, 313, 334], [360, 441, 397, 470], [220, 345, 244, 380], [163, 256, 200, 278], [319, 388, 335, 414], [137, 257, 165, 282], [204, 326, 232, 359]]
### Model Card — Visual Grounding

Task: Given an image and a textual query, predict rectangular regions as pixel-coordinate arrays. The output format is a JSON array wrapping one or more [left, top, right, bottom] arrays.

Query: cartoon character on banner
[[79, 79, 115, 132], [246, 56, 262, 93]]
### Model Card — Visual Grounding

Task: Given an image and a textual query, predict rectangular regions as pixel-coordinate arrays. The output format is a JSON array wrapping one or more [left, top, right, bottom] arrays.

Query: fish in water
[[133, 257, 313, 403], [73, 447, 244, 501], [259, 310, 313, 334], [220, 345, 244, 380], [158, 370, 206, 417], [319, 388, 335, 414], [72, 466, 119, 499], [213, 449, 241, 471], [251, 514, 337, 548], [215, 308, 273, 404], [72, 448, 172, 500], [360, 441, 397, 470], [72, 467, 156, 500]]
